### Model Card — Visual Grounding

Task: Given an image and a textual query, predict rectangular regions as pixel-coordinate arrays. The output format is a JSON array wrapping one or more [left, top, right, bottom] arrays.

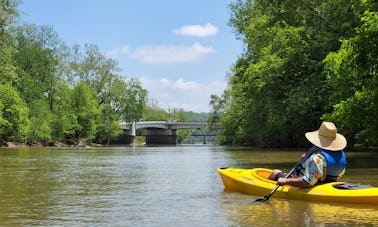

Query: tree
[[95, 104, 122, 144], [209, 92, 229, 128], [12, 24, 67, 109], [323, 8, 378, 149], [27, 99, 52, 142], [66, 44, 121, 103], [0, 83, 29, 142], [49, 83, 75, 141], [222, 0, 365, 147], [0, 43, 17, 84], [143, 99, 169, 121], [0, 2, 150, 145], [0, 0, 20, 30], [68, 82, 100, 144], [118, 78, 147, 122], [66, 44, 147, 122], [0, 0, 20, 85]]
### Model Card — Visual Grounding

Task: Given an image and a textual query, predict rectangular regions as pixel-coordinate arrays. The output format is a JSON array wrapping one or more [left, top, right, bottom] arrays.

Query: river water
[[0, 146, 377, 226]]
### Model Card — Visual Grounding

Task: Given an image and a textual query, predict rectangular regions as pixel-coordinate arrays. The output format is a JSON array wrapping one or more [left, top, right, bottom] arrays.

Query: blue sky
[[19, 0, 243, 113]]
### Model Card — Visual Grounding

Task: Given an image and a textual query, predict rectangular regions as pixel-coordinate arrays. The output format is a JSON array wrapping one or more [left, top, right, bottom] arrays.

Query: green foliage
[[0, 43, 17, 83], [186, 111, 209, 122], [68, 82, 100, 143], [143, 99, 168, 121], [0, 2, 153, 145], [49, 84, 75, 141], [95, 104, 122, 144], [323, 10, 378, 149], [66, 44, 148, 123], [12, 24, 63, 107], [0, 83, 29, 142], [209, 93, 226, 126], [27, 99, 52, 142], [219, 0, 370, 148], [121, 78, 148, 122]]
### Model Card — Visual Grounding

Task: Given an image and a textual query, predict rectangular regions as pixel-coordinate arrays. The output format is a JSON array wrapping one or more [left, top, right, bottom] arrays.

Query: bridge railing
[[120, 120, 213, 130]]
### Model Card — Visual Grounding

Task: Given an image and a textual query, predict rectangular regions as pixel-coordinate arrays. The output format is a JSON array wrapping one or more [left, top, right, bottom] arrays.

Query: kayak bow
[[218, 167, 378, 205]]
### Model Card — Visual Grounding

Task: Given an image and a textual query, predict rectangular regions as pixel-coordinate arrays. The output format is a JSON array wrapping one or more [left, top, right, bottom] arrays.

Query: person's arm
[[277, 177, 312, 188]]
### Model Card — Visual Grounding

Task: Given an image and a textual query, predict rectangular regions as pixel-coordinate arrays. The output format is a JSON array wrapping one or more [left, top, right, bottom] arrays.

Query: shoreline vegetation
[[1, 136, 141, 148], [0, 1, 212, 150], [2, 140, 100, 148], [211, 0, 378, 150]]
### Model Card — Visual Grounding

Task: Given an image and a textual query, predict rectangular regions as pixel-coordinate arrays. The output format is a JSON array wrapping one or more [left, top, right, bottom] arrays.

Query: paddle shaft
[[257, 148, 317, 202]]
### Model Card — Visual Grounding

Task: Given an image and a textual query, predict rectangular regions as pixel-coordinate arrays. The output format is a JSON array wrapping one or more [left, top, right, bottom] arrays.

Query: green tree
[[66, 44, 147, 123], [12, 24, 66, 109], [0, 44, 17, 84], [0, 83, 29, 142], [323, 7, 378, 149], [0, 0, 19, 29], [95, 104, 122, 144], [209, 92, 228, 128], [0, 0, 20, 85], [68, 82, 100, 144], [49, 83, 75, 141], [143, 99, 169, 121], [67, 44, 121, 103], [0, 1, 150, 145], [119, 78, 147, 122], [221, 0, 364, 147], [27, 99, 52, 142]]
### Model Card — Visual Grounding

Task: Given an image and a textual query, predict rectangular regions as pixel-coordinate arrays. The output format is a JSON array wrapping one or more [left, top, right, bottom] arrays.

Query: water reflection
[[222, 192, 378, 226]]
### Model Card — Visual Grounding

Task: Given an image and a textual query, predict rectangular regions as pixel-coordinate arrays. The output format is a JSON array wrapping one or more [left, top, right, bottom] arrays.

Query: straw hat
[[305, 122, 347, 151]]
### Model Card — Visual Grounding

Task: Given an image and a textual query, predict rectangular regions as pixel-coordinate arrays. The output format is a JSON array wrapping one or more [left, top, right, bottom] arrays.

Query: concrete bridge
[[118, 120, 212, 145]]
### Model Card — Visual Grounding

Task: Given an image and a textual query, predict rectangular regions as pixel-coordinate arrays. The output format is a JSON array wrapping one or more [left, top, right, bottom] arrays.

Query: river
[[0, 146, 377, 226]]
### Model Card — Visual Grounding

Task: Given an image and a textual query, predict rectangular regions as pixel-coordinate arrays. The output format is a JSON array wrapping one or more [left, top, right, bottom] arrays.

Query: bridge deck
[[120, 121, 209, 130]]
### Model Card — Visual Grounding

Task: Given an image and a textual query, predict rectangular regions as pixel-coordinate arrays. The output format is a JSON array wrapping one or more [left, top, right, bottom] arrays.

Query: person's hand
[[277, 177, 287, 186]]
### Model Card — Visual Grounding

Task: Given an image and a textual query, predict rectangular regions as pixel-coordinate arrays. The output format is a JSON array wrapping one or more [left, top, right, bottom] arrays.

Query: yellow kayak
[[218, 167, 378, 205]]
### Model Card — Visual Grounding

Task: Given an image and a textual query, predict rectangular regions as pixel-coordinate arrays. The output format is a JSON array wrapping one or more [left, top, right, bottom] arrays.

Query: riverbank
[[1, 137, 146, 148], [0, 141, 103, 148]]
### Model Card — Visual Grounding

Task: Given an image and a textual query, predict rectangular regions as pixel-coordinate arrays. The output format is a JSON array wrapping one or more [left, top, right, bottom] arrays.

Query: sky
[[19, 0, 243, 113]]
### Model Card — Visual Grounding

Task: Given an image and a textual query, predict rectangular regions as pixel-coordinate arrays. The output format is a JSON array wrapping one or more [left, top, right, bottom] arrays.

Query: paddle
[[255, 148, 317, 203]]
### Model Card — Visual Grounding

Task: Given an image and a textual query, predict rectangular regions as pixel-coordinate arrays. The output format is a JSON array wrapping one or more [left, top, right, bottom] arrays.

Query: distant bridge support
[[113, 133, 135, 145], [114, 121, 136, 145], [145, 128, 177, 145], [198, 128, 207, 144]]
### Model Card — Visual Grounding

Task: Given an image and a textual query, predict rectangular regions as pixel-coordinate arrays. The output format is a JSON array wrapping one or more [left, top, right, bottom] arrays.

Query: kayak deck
[[218, 167, 378, 205]]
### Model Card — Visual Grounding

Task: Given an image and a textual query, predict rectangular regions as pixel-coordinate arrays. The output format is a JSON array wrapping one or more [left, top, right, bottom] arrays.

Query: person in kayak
[[267, 121, 347, 188]]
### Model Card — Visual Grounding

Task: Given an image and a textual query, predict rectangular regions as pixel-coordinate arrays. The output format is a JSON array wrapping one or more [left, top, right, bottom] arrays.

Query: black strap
[[333, 183, 373, 190], [323, 175, 338, 182]]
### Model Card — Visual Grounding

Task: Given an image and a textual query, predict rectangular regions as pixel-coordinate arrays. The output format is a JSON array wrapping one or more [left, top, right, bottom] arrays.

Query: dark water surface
[[0, 146, 377, 226]]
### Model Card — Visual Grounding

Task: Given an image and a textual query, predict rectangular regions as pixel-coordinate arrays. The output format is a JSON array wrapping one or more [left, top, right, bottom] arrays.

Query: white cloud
[[174, 23, 219, 37], [129, 42, 215, 63], [172, 78, 200, 90], [107, 42, 214, 63], [106, 45, 129, 58], [140, 77, 226, 112]]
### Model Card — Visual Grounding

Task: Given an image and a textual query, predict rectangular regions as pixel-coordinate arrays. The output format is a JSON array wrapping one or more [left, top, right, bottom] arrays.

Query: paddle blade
[[254, 196, 269, 203]]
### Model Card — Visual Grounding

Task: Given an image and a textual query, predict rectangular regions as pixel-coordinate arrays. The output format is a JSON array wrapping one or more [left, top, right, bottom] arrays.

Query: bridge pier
[[113, 129, 135, 145], [145, 128, 177, 145], [198, 128, 207, 144]]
